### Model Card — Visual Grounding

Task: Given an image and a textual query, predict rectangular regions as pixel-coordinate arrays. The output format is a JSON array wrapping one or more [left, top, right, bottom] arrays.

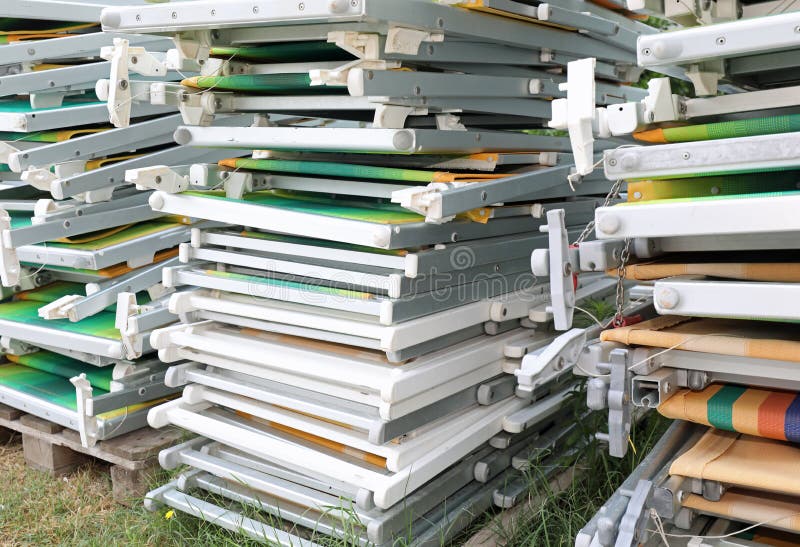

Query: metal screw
[[119, 79, 129, 90], [641, 47, 651, 56], [27, 48, 35, 56], [657, 287, 680, 309], [136, 14, 141, 21], [682, 152, 690, 160], [716, 36, 726, 45], [795, 25, 800, 32], [480, 190, 488, 201], [211, 9, 216, 15], [253, 6, 259, 13], [155, 176, 162, 184], [298, 2, 305, 10], [171, 11, 177, 19], [351, 0, 358, 5], [608, 158, 617, 166], [413, 85, 422, 95]]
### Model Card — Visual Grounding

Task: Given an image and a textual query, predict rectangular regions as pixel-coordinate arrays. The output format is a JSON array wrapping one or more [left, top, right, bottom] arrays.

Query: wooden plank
[[0, 415, 147, 470], [111, 465, 158, 507], [100, 426, 184, 461], [0, 412, 183, 469], [22, 433, 90, 476], [0, 409, 184, 506], [20, 414, 63, 434], [0, 403, 23, 421]]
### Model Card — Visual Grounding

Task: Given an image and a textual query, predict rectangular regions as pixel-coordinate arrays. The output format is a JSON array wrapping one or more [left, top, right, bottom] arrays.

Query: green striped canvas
[[0, 362, 93, 410], [182, 74, 343, 95], [9, 351, 113, 391], [210, 42, 351, 63], [637, 113, 800, 143], [222, 157, 437, 183], [184, 190, 424, 225]]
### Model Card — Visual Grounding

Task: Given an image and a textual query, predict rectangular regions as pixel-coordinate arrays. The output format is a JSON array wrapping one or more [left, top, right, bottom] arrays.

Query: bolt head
[[656, 287, 680, 310], [597, 214, 620, 235]]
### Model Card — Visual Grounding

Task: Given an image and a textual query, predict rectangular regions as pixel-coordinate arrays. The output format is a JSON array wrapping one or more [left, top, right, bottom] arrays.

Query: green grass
[[461, 407, 670, 545], [0, 436, 265, 546], [456, 298, 671, 545]]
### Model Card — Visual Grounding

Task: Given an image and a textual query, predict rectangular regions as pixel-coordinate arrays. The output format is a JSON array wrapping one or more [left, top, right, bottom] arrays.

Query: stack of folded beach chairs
[[92, 0, 654, 542], [543, 3, 800, 545], [0, 0, 202, 447]]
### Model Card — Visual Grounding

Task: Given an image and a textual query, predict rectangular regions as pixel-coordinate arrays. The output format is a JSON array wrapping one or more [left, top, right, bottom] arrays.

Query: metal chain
[[612, 237, 632, 327], [573, 179, 624, 245]]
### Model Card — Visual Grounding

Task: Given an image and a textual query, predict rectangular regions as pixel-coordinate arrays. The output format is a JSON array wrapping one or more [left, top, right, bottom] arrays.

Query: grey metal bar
[[0, 32, 171, 66], [9, 114, 183, 172]]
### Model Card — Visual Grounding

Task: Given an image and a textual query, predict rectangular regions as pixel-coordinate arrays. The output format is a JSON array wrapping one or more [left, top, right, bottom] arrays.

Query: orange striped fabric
[[659, 385, 800, 442]]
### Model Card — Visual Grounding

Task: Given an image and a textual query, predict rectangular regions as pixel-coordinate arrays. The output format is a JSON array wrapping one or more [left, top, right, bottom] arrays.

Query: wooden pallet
[[0, 403, 184, 506]]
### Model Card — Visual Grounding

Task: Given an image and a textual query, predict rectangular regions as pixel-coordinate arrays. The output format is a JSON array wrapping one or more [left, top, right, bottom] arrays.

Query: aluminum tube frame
[[150, 190, 597, 249], [8, 114, 183, 172], [0, 101, 173, 133], [154, 321, 539, 412], [638, 11, 800, 68], [165, 263, 536, 325], [164, 287, 547, 353], [653, 278, 800, 321], [0, 32, 170, 66], [173, 126, 581, 154], [147, 395, 530, 509], [604, 132, 800, 181], [101, 0, 636, 64], [17, 223, 191, 271]]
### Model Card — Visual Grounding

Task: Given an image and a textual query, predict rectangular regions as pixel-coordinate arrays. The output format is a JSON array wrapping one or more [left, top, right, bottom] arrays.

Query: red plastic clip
[[607, 314, 643, 330]]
